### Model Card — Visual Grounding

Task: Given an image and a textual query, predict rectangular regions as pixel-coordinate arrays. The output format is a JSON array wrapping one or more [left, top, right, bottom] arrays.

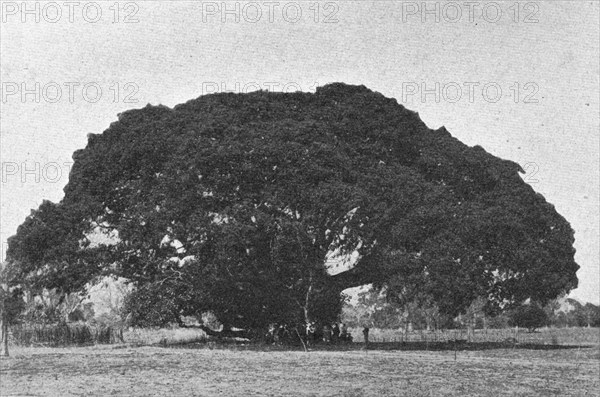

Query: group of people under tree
[[265, 322, 353, 346]]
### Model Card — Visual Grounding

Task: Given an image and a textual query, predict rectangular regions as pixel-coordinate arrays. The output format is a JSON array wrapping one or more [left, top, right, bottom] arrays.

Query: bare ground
[[1, 341, 599, 396]]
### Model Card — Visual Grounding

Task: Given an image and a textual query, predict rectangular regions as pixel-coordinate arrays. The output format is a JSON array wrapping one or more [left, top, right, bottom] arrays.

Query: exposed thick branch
[[329, 265, 375, 290], [181, 324, 253, 339]]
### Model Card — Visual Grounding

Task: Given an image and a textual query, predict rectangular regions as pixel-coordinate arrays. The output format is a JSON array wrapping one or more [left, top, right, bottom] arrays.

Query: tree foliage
[[342, 288, 449, 330], [548, 298, 600, 328], [509, 304, 549, 332], [6, 83, 579, 334]]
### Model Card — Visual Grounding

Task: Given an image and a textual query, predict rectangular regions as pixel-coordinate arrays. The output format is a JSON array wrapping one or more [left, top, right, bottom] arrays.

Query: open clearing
[[1, 339, 599, 397]]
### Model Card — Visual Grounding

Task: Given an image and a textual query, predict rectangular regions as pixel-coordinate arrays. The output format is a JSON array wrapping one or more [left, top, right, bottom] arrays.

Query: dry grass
[[1, 328, 598, 396], [122, 327, 208, 346], [349, 327, 600, 346]]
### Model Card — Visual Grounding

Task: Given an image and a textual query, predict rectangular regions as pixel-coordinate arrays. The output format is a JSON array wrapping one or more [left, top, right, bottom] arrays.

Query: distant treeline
[[342, 292, 600, 331]]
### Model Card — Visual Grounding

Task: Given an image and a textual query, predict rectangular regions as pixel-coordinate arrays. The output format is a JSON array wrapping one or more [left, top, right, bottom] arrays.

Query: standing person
[[323, 324, 332, 344], [340, 323, 348, 342], [306, 321, 316, 346], [332, 323, 340, 343], [266, 323, 276, 344], [281, 325, 291, 344], [362, 326, 370, 348], [274, 324, 285, 345]]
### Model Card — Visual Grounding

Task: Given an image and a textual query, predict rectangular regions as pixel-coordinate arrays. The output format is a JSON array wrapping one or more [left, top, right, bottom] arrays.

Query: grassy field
[[1, 328, 598, 396], [348, 326, 600, 345]]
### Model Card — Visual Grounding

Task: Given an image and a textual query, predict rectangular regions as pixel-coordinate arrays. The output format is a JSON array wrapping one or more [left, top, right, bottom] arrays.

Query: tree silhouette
[[6, 84, 579, 336]]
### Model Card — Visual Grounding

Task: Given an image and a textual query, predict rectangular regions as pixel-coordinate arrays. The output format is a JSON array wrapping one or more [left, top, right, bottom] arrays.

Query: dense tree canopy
[[6, 83, 578, 334], [508, 304, 549, 332]]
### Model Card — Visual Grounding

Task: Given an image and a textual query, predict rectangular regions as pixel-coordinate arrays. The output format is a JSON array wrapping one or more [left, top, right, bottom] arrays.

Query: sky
[[1, 1, 598, 304]]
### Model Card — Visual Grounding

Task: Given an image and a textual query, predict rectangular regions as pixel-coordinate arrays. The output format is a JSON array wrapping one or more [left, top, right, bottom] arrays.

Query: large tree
[[6, 83, 578, 336]]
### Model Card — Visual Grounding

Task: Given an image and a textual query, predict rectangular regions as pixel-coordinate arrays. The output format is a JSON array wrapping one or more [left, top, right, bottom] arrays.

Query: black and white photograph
[[0, 1, 598, 395]]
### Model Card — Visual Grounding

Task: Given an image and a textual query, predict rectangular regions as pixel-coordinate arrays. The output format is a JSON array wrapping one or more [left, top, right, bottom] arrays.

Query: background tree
[[6, 84, 579, 336], [547, 299, 600, 328], [581, 303, 600, 327], [562, 299, 587, 327], [508, 304, 549, 332], [342, 288, 403, 329], [0, 263, 25, 356]]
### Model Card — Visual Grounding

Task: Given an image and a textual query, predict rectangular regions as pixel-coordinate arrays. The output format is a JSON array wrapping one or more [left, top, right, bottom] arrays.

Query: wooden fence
[[10, 323, 124, 346]]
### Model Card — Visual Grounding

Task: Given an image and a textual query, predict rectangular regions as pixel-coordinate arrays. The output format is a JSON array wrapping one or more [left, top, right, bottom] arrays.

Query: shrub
[[10, 323, 120, 346], [121, 282, 182, 327], [509, 304, 548, 332]]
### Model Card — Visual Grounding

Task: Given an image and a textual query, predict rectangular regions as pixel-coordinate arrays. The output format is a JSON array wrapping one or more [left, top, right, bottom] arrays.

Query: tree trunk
[[295, 327, 308, 352], [303, 270, 314, 325], [0, 313, 9, 357]]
